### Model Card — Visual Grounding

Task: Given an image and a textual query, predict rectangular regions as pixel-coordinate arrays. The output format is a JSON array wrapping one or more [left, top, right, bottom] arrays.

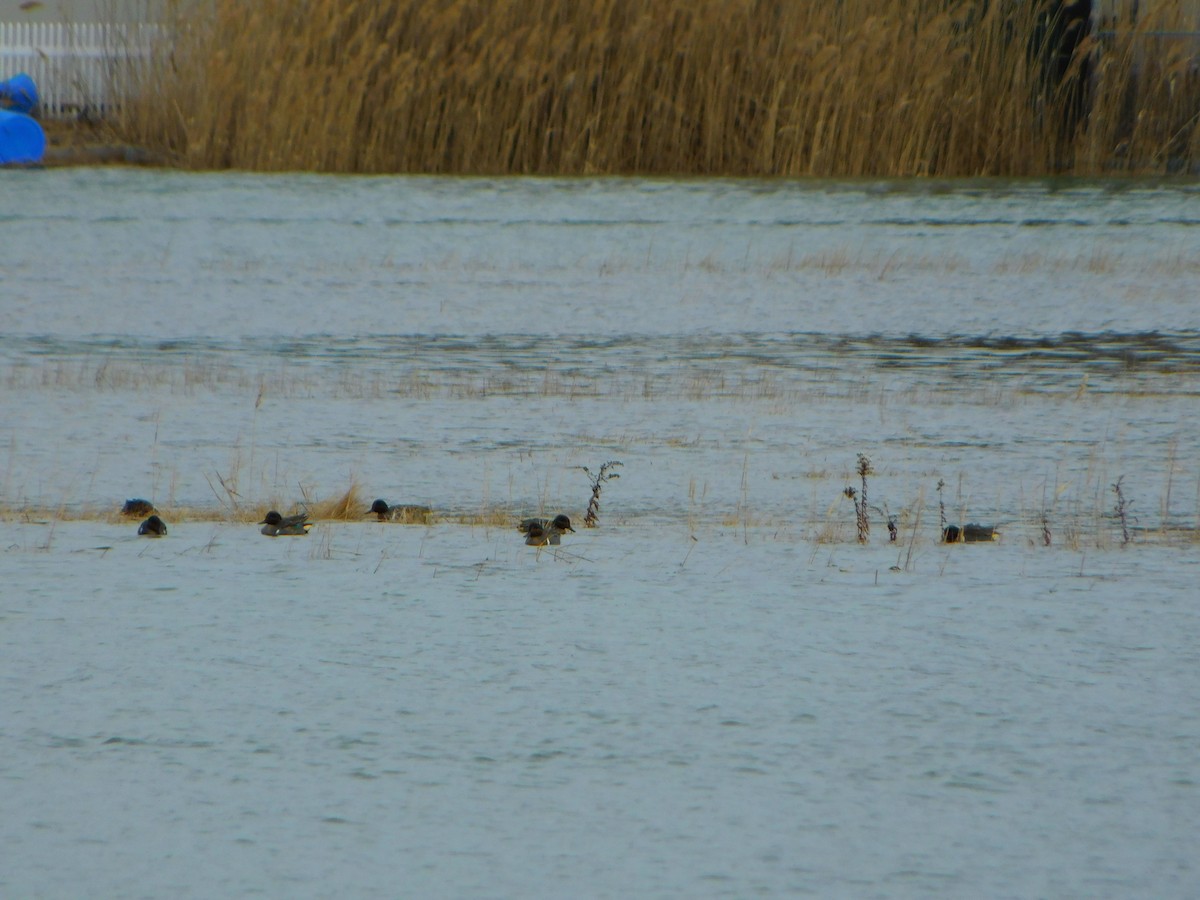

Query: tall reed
[[114, 0, 1199, 175]]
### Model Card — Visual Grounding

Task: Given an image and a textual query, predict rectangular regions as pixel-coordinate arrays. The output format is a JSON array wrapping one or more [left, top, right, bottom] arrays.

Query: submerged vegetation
[[579, 460, 622, 527], [111, 0, 1200, 176]]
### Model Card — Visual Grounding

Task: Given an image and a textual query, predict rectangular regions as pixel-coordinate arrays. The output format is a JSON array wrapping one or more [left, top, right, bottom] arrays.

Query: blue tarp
[[0, 72, 39, 114], [0, 109, 45, 164], [0, 74, 44, 164]]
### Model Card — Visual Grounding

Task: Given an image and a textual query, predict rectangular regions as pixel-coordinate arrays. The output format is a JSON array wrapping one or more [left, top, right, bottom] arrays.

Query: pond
[[1, 170, 1198, 897]]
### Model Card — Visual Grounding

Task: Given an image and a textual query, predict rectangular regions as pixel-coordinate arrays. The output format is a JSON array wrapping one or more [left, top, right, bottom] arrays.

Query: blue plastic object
[[0, 73, 38, 114], [0, 109, 46, 165]]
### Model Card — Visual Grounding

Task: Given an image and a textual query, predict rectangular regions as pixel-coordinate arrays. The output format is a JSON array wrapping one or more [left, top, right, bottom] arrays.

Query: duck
[[523, 521, 558, 546], [259, 510, 313, 536], [122, 498, 155, 517], [367, 498, 433, 524], [519, 514, 575, 546], [137, 514, 168, 537], [942, 523, 1000, 543]]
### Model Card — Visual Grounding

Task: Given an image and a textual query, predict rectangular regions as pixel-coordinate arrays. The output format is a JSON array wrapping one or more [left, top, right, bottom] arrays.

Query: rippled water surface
[[1, 170, 1198, 898]]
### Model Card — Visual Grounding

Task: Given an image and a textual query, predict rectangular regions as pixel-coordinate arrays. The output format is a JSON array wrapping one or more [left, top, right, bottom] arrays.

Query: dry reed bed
[[113, 0, 1200, 176]]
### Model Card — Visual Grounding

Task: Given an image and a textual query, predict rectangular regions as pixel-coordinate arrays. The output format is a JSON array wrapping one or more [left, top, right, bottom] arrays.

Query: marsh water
[[1, 170, 1198, 898]]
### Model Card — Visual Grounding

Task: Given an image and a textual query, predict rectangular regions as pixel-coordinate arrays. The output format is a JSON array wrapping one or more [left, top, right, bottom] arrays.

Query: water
[[1, 170, 1198, 898]]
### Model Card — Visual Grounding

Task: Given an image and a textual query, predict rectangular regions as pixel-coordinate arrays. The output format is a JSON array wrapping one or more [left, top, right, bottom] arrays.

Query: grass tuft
[[308, 481, 365, 521]]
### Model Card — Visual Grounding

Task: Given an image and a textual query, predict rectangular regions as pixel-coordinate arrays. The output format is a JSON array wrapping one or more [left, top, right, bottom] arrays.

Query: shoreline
[[18, 119, 1200, 177]]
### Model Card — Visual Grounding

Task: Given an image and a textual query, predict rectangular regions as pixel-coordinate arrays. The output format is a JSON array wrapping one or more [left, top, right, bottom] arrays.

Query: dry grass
[[305, 481, 365, 520], [0, 495, 522, 527], [110, 0, 1200, 176], [3, 483, 1195, 547]]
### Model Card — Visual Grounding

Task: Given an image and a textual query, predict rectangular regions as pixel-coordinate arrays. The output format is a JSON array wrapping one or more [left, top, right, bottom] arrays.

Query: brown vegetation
[[110, 0, 1200, 176]]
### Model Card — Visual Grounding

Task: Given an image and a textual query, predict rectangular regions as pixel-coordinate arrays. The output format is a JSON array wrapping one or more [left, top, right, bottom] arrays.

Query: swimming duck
[[259, 510, 313, 536], [942, 523, 1000, 543], [522, 521, 558, 546], [122, 498, 155, 517], [137, 514, 168, 537], [519, 514, 575, 546], [367, 498, 433, 524]]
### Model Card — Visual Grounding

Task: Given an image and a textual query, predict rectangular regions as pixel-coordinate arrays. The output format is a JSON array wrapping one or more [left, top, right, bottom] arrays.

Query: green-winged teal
[[137, 514, 168, 537], [259, 510, 313, 536], [122, 498, 155, 517], [367, 498, 433, 524], [519, 514, 575, 546], [943, 523, 1000, 543]]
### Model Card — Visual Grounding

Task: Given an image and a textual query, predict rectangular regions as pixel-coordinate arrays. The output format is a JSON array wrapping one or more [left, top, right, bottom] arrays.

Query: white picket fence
[[0, 22, 165, 118]]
